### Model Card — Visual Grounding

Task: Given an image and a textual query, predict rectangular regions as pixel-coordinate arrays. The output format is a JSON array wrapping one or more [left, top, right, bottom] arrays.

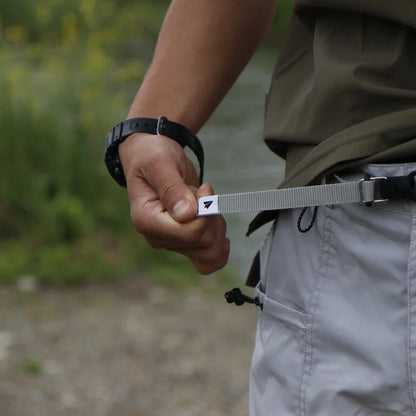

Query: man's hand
[[115, 0, 279, 274], [119, 133, 230, 274]]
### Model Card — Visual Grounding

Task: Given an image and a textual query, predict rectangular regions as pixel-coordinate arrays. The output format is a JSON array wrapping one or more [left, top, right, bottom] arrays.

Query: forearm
[[119, 0, 278, 274], [127, 0, 278, 132]]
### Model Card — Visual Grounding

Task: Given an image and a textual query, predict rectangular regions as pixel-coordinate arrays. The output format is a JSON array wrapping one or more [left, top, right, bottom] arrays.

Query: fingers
[[181, 184, 230, 274], [183, 225, 230, 275], [118, 133, 230, 274], [133, 182, 230, 274], [140, 184, 230, 274]]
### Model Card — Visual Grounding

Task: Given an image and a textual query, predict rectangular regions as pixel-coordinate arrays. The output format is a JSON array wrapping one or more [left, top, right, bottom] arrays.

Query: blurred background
[[0, 0, 292, 414]]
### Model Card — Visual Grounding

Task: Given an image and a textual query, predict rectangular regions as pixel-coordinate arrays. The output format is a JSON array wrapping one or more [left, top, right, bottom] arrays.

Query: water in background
[[199, 49, 285, 279]]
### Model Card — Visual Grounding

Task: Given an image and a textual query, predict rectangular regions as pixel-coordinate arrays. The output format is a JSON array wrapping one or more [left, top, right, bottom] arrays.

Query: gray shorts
[[250, 163, 416, 416]]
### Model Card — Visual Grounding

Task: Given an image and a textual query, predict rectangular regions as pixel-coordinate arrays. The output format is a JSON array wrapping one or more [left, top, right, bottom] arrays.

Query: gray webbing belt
[[196, 173, 416, 217]]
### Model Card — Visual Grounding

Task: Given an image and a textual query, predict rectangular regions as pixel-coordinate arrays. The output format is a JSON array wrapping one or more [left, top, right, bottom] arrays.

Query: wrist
[[103, 116, 205, 187]]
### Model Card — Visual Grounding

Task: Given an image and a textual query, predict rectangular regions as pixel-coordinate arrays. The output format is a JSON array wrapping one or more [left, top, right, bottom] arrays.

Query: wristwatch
[[104, 116, 204, 187]]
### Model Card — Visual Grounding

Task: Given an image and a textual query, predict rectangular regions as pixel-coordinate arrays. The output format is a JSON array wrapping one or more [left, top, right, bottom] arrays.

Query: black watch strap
[[104, 116, 204, 187]]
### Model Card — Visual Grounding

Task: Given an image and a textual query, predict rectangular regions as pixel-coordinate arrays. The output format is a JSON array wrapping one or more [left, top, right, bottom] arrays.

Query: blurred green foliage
[[0, 0, 293, 286]]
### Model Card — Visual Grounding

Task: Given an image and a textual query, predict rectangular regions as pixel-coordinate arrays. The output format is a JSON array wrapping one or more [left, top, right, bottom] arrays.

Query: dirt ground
[[0, 276, 258, 416]]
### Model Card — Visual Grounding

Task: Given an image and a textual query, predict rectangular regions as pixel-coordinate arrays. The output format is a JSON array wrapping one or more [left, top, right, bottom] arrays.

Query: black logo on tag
[[203, 201, 213, 209]]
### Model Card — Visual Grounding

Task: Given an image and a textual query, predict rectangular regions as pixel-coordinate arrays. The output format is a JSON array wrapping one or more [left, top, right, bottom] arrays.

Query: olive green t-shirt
[[264, 0, 416, 189]]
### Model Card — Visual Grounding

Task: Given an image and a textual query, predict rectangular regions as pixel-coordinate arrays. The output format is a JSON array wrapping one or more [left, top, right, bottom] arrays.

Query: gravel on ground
[[0, 276, 257, 416]]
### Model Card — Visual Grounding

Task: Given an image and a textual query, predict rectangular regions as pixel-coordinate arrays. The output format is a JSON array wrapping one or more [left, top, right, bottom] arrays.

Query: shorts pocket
[[257, 207, 332, 327], [255, 283, 306, 329]]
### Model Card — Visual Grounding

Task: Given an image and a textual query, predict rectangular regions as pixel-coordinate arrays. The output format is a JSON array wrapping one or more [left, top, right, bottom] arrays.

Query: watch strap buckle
[[156, 116, 168, 136]]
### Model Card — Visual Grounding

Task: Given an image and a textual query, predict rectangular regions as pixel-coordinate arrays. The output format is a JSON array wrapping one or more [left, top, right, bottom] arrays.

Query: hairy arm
[[119, 0, 278, 274]]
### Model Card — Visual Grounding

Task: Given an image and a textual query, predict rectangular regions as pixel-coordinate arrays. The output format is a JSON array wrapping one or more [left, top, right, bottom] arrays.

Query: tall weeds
[[0, 0, 292, 285]]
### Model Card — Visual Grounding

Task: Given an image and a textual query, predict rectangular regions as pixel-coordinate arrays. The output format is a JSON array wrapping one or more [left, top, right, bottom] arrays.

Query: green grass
[[0, 0, 292, 287]]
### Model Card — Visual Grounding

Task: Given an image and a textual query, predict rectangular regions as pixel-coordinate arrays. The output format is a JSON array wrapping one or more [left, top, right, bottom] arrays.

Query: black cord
[[297, 206, 318, 233]]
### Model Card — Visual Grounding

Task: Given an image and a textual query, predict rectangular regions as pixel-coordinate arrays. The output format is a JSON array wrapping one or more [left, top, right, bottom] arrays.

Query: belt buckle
[[359, 176, 388, 206]]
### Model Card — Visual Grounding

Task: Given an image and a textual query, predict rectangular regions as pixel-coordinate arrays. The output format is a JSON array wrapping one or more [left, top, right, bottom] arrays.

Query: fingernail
[[172, 199, 191, 220]]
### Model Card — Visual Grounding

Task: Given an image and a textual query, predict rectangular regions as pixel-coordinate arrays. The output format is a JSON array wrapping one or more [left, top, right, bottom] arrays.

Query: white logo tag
[[197, 195, 219, 216]]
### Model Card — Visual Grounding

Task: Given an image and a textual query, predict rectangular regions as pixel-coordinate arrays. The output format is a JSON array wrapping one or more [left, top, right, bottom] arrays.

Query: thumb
[[144, 162, 197, 223]]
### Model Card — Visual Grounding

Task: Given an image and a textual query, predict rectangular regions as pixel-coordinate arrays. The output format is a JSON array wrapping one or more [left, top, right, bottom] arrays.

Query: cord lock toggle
[[224, 288, 263, 310]]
